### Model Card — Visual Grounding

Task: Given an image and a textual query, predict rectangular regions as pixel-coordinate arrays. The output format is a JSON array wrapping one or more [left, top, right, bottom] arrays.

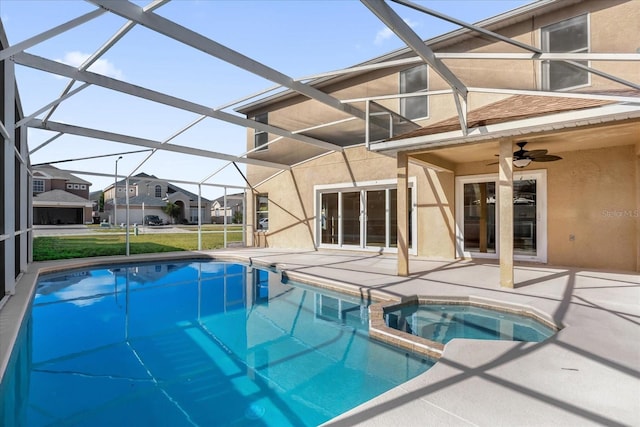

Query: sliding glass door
[[317, 182, 414, 253], [456, 171, 546, 262]]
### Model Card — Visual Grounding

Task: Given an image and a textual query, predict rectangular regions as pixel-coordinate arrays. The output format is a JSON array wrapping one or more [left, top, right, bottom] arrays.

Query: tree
[[99, 192, 105, 212], [162, 202, 181, 224], [232, 211, 243, 224]]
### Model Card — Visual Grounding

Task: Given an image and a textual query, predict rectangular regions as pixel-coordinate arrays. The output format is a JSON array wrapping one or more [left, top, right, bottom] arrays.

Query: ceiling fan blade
[[526, 150, 548, 157], [531, 155, 562, 162], [486, 161, 499, 165]]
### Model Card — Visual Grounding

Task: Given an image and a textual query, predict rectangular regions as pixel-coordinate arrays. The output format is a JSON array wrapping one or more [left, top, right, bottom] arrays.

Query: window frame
[[256, 193, 269, 231], [33, 179, 44, 194], [253, 112, 269, 151], [540, 14, 590, 92], [399, 64, 429, 121], [155, 185, 162, 198]]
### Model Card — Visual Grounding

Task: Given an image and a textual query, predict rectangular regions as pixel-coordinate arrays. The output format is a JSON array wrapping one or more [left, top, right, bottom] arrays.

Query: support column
[[197, 184, 202, 251], [499, 139, 514, 288], [19, 126, 28, 272], [636, 143, 640, 271], [397, 152, 409, 277], [3, 58, 16, 294]]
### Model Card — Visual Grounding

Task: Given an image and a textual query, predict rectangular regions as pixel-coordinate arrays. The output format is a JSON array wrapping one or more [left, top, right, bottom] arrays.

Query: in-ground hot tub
[[369, 297, 559, 359]]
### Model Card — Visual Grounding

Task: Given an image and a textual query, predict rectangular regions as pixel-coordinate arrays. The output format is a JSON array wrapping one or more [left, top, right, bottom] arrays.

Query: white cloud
[[374, 18, 419, 45], [56, 51, 124, 79]]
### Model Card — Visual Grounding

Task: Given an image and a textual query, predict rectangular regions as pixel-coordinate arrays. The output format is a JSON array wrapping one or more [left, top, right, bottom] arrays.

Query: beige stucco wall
[[248, 146, 455, 258], [546, 145, 637, 271]]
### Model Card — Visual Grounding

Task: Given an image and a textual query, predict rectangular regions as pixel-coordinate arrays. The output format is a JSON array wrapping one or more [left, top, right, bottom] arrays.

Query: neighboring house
[[238, 0, 640, 279], [103, 173, 212, 225], [32, 164, 93, 225], [211, 193, 244, 224]]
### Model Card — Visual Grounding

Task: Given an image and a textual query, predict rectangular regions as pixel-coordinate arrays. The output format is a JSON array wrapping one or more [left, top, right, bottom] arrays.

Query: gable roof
[[111, 173, 210, 203], [32, 164, 91, 185]]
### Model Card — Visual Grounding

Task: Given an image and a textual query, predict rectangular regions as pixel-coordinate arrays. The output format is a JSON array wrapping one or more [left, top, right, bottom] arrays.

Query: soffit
[[409, 119, 640, 165]]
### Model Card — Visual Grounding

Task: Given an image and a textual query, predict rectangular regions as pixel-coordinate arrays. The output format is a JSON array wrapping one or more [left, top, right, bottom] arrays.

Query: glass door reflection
[[463, 182, 496, 253], [366, 190, 386, 247], [342, 192, 361, 246], [321, 193, 338, 245], [513, 179, 537, 255]]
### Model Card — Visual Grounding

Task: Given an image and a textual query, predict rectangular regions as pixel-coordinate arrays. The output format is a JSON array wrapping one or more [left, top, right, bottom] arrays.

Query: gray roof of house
[[213, 192, 244, 206], [32, 164, 92, 185], [105, 195, 168, 207], [33, 189, 92, 204]]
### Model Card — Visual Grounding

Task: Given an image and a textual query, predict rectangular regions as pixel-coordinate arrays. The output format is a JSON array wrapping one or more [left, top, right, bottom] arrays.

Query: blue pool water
[[386, 304, 555, 344], [0, 261, 434, 426]]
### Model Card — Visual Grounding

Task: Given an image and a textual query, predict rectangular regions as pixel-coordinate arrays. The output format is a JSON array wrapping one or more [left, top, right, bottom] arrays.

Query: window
[[189, 207, 204, 223], [400, 64, 428, 120], [542, 14, 589, 91], [253, 113, 268, 151], [33, 179, 44, 193], [66, 183, 73, 190], [80, 184, 86, 190], [155, 185, 162, 198], [256, 194, 268, 231], [73, 184, 80, 189]]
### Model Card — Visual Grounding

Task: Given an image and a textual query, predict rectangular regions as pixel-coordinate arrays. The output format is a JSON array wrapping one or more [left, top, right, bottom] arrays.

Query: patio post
[[3, 57, 16, 294], [397, 151, 409, 276], [499, 139, 514, 287], [636, 143, 640, 271]]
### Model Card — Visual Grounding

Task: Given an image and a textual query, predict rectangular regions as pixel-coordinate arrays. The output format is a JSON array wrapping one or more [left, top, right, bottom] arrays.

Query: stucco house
[[211, 193, 244, 224], [32, 164, 93, 225], [239, 0, 640, 283], [103, 173, 212, 225]]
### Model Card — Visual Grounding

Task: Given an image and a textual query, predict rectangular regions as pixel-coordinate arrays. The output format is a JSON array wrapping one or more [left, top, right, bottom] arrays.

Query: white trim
[[455, 170, 547, 263]]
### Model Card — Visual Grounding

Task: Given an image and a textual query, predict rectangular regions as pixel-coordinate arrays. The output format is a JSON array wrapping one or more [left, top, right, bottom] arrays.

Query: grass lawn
[[86, 224, 243, 233], [33, 232, 243, 261]]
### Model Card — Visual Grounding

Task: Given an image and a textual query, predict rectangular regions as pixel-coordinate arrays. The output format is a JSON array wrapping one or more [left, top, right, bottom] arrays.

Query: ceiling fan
[[489, 141, 562, 168]]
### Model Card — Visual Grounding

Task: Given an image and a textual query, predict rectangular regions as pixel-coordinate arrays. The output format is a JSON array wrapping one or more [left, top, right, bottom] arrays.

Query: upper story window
[[400, 64, 428, 120], [33, 179, 44, 193], [155, 185, 162, 198], [253, 113, 268, 151], [542, 14, 589, 91]]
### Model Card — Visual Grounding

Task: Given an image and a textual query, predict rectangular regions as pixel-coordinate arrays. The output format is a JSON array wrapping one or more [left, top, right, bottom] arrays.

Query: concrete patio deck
[[3, 248, 639, 426], [215, 248, 640, 426]]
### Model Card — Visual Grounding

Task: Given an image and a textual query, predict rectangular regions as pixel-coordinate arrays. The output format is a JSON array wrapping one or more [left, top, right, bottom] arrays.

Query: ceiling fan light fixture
[[513, 158, 532, 168]]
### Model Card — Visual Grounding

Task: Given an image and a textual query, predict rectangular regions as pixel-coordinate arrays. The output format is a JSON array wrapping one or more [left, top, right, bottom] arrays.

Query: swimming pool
[[0, 261, 434, 426]]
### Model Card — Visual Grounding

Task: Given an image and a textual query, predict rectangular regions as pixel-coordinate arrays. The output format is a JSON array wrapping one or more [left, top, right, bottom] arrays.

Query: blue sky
[[1, 0, 529, 200]]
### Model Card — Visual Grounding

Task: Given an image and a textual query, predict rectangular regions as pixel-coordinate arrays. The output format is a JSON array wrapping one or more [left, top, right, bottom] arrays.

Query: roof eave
[[369, 104, 640, 155]]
